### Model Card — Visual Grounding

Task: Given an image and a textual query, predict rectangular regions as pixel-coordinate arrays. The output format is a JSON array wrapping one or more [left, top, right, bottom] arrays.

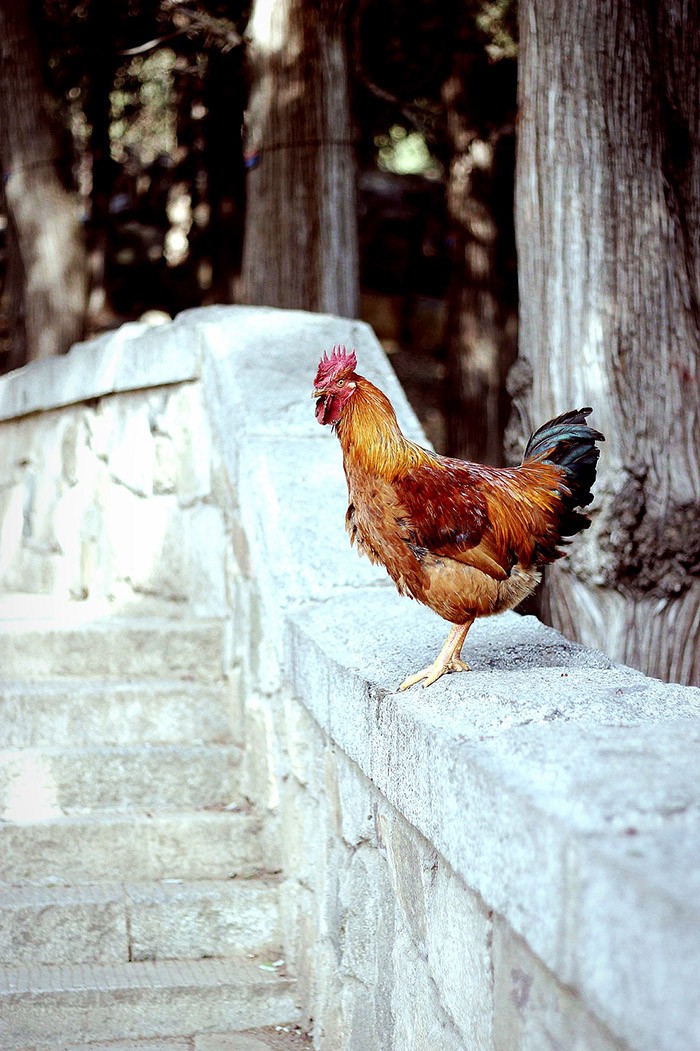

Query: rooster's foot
[[398, 656, 471, 691]]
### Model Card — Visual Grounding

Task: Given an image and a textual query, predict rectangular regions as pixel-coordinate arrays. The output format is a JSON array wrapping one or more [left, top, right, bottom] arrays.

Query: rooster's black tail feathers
[[524, 407, 605, 540]]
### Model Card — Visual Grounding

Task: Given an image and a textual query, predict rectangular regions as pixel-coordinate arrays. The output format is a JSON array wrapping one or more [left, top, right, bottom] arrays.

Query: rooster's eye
[[336, 379, 345, 388]]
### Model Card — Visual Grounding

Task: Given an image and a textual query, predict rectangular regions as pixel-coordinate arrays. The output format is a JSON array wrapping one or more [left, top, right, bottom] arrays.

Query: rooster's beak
[[312, 389, 326, 399]]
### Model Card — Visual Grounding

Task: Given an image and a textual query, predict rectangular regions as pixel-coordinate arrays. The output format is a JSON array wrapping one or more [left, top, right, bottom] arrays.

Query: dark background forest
[[1, 0, 698, 686], [0, 0, 518, 461]]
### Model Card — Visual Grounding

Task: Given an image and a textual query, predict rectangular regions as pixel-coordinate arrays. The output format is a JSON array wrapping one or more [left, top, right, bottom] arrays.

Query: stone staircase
[[0, 599, 304, 1051]]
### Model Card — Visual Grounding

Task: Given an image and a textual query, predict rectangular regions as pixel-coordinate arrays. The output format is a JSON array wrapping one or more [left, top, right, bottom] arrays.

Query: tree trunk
[[514, 0, 700, 684], [0, 0, 88, 364], [241, 0, 359, 317]]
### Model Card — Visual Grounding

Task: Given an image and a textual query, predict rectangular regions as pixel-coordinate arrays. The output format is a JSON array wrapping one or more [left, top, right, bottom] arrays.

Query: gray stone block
[[566, 827, 700, 1051], [0, 810, 263, 884], [0, 610, 229, 680], [0, 878, 284, 970], [0, 884, 128, 966], [194, 1029, 311, 1051], [0, 313, 201, 422], [0, 744, 240, 813], [126, 879, 282, 961], [0, 957, 300, 1050], [493, 914, 624, 1051], [65, 1041, 190, 1051], [0, 679, 233, 749]]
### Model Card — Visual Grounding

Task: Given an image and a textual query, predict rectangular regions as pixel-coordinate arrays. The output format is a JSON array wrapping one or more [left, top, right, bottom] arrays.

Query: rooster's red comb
[[314, 345, 357, 387]]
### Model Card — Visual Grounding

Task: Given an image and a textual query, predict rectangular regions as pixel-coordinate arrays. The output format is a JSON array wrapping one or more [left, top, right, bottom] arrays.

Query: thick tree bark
[[241, 0, 359, 317], [0, 0, 88, 364], [514, 0, 700, 684]]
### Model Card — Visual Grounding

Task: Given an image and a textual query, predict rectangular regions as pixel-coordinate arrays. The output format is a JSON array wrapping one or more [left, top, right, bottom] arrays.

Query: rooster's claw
[[398, 657, 471, 691]]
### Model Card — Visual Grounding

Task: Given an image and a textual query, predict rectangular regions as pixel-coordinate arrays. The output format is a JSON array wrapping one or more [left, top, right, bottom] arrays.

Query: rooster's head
[[313, 345, 358, 426]]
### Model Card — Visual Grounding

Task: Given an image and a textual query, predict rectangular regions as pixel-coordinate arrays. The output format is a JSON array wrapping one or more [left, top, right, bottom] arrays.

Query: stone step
[[0, 810, 263, 885], [0, 615, 230, 681], [0, 879, 282, 967], [127, 878, 283, 963], [0, 678, 234, 749], [25, 1025, 311, 1050], [0, 744, 241, 814], [0, 957, 300, 1050], [58, 1028, 311, 1050]]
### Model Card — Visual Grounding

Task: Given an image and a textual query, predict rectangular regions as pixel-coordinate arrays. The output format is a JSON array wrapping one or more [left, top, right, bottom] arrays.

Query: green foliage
[[375, 126, 443, 179], [111, 49, 178, 165]]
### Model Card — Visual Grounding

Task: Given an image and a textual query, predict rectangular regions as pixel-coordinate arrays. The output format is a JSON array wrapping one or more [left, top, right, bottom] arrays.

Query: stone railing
[[0, 306, 698, 1051]]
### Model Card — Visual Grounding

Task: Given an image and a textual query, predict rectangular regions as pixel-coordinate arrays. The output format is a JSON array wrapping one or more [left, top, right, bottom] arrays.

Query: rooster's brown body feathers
[[314, 348, 604, 688]]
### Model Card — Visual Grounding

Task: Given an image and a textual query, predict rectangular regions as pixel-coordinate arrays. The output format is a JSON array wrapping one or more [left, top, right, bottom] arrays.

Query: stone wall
[[0, 379, 228, 613], [1, 306, 698, 1051]]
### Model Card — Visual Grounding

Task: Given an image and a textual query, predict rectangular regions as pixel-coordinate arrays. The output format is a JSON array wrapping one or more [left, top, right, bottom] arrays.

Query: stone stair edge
[[0, 592, 230, 620], [0, 615, 231, 632], [0, 742, 242, 813], [52, 1027, 312, 1051], [0, 957, 301, 1051], [0, 677, 235, 749], [0, 875, 284, 902], [0, 805, 258, 826], [0, 676, 231, 691], [0, 876, 286, 969], [0, 808, 265, 885], [0, 955, 295, 993], [0, 742, 241, 759]]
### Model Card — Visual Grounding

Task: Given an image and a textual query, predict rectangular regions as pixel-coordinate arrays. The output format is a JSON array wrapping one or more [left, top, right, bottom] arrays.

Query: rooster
[[313, 345, 604, 690]]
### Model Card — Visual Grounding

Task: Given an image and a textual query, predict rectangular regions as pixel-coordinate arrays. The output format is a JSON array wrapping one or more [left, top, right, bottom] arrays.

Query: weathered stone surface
[[0, 378, 229, 608], [0, 957, 300, 1051], [198, 307, 422, 443], [0, 610, 230, 680], [127, 880, 282, 962], [425, 862, 494, 1047], [389, 926, 470, 1051], [66, 1041, 190, 1051], [0, 811, 263, 885], [324, 744, 376, 849], [194, 1028, 311, 1050], [1, 305, 699, 1051], [566, 827, 700, 1051], [0, 314, 201, 421], [338, 846, 395, 989], [0, 744, 240, 814], [107, 402, 157, 497], [492, 915, 623, 1051], [0, 884, 128, 966], [155, 383, 213, 506], [0, 679, 233, 749]]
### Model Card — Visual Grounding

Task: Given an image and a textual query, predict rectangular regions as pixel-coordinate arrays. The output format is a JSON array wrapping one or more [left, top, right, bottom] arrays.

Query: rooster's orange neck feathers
[[336, 376, 431, 479]]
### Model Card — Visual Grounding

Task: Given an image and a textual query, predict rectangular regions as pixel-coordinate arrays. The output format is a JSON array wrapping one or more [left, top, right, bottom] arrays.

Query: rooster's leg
[[398, 617, 474, 691]]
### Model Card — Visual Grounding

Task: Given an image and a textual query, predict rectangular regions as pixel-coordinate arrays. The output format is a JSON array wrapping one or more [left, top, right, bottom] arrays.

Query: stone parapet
[[0, 306, 698, 1051]]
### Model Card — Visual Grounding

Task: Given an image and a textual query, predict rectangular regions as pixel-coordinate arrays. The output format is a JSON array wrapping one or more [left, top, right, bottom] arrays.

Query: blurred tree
[[241, 0, 359, 316], [514, 0, 700, 684], [0, 0, 88, 364]]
